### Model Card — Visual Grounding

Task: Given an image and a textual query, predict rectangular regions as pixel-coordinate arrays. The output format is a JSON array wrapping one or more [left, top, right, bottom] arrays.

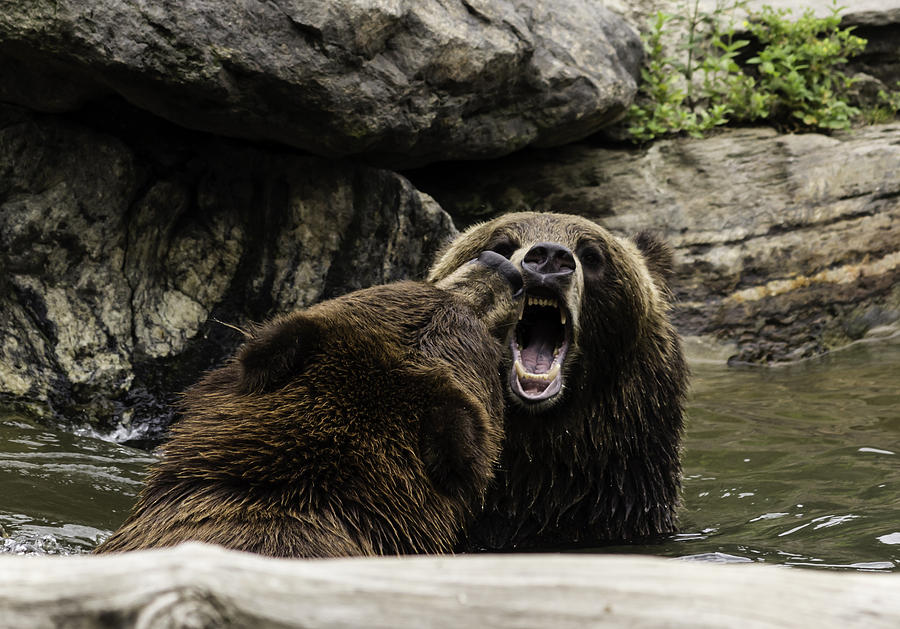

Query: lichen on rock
[[0, 104, 454, 436]]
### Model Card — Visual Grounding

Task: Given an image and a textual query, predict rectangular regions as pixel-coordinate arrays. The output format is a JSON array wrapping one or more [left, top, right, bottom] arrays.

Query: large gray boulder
[[0, 104, 454, 437], [409, 123, 900, 363], [0, 0, 642, 168]]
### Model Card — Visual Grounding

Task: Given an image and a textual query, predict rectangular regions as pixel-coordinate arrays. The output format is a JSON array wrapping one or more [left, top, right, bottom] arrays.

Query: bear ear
[[418, 384, 493, 505], [633, 231, 675, 283], [236, 313, 320, 394]]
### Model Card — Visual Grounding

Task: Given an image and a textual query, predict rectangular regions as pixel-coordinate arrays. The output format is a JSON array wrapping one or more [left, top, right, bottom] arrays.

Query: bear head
[[95, 250, 525, 557], [429, 212, 678, 412], [428, 211, 687, 549]]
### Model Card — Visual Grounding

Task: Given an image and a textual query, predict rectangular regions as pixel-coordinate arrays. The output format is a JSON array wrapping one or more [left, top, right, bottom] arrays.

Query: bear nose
[[521, 242, 576, 286], [476, 250, 524, 297]]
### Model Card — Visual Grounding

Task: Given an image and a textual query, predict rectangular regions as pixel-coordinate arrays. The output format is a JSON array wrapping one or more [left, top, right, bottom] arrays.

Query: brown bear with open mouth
[[95, 252, 523, 558], [428, 212, 688, 550]]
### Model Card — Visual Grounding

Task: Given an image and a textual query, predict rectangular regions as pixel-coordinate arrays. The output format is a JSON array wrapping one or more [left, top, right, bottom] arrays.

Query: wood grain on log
[[1, 543, 898, 628]]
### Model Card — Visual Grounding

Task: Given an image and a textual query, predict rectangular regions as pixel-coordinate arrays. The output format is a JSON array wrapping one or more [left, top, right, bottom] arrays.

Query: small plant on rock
[[861, 83, 900, 124], [626, 0, 870, 142], [627, 0, 750, 141], [742, 3, 865, 129]]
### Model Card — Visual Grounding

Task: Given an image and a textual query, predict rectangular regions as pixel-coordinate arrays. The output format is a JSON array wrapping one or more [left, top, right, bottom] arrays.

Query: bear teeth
[[526, 296, 556, 308], [515, 360, 561, 382], [524, 295, 567, 325]]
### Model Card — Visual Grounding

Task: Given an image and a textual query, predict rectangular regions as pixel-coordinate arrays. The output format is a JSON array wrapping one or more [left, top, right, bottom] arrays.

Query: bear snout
[[475, 250, 524, 297], [521, 242, 575, 291]]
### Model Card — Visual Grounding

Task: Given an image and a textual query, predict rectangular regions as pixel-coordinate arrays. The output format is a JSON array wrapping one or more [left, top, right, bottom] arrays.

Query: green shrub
[[743, 3, 865, 129], [861, 83, 900, 124], [627, 2, 747, 141], [626, 0, 874, 142]]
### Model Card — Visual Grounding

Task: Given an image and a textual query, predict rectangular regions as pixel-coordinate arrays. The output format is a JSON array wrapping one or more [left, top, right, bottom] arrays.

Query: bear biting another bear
[[96, 252, 523, 557], [98, 211, 687, 557]]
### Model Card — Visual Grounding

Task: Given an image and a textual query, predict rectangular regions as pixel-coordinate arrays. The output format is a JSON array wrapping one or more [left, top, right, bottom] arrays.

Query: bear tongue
[[521, 336, 555, 373]]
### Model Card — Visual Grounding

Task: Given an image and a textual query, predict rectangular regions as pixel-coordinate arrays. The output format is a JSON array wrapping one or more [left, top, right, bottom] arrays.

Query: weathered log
[[1, 543, 898, 628]]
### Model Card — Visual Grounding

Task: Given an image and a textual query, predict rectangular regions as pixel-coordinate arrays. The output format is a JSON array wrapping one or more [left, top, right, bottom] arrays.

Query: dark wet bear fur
[[428, 212, 688, 551], [95, 253, 523, 558]]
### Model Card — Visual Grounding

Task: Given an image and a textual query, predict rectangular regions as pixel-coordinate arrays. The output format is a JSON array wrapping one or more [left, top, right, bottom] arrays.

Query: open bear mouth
[[510, 292, 571, 402]]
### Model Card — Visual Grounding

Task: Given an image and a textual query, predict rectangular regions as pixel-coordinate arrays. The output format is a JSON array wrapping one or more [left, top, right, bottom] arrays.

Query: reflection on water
[[1, 335, 898, 570]]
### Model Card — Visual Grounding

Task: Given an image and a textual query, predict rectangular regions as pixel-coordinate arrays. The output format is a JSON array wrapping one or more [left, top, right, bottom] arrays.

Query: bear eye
[[577, 245, 605, 271], [487, 237, 517, 259]]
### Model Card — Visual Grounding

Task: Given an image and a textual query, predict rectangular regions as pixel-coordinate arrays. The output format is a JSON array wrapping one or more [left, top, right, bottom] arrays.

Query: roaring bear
[[95, 252, 523, 558], [427, 212, 688, 550]]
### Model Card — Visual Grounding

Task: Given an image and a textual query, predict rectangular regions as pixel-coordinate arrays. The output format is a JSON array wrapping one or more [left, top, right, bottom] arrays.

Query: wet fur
[[96, 267, 520, 557], [428, 212, 688, 550]]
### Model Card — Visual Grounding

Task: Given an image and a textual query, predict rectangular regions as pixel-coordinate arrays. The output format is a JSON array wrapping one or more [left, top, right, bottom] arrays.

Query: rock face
[[0, 0, 642, 168], [409, 124, 900, 363], [1, 0, 899, 435], [0, 104, 454, 437]]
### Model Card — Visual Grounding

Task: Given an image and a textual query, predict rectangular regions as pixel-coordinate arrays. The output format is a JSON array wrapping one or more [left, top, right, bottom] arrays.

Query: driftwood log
[[1, 543, 898, 628]]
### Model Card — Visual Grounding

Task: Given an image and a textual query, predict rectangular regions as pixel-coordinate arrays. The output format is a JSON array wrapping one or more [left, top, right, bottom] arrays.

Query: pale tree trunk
[[1, 543, 897, 629]]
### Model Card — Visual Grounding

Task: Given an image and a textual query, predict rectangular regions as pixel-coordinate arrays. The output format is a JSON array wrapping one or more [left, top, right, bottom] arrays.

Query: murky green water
[[2, 336, 898, 569], [0, 417, 155, 554], [605, 334, 900, 571]]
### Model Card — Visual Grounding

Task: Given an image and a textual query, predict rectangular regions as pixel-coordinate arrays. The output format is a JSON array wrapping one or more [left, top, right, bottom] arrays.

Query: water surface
[[0, 417, 154, 554], [2, 336, 898, 569], [604, 335, 900, 571]]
